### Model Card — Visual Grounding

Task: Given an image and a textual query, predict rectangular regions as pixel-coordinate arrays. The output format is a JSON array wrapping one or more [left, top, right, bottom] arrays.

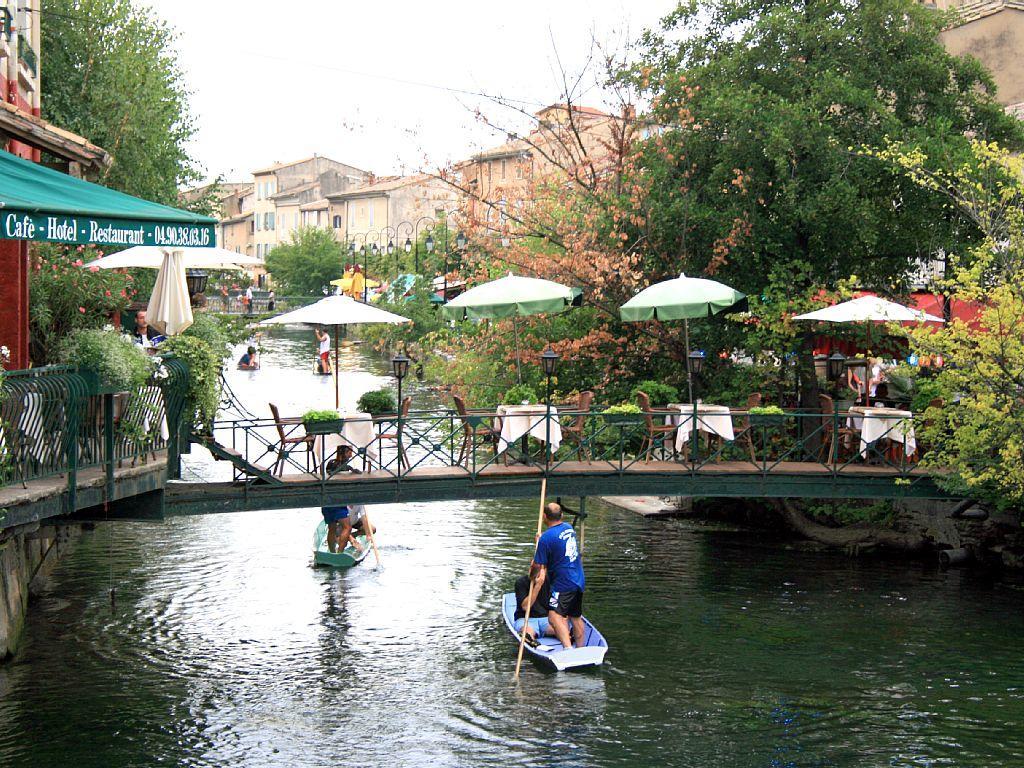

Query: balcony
[[18, 35, 37, 78]]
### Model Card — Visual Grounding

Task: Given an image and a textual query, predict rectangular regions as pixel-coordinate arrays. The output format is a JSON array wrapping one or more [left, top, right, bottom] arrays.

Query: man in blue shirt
[[532, 502, 585, 649]]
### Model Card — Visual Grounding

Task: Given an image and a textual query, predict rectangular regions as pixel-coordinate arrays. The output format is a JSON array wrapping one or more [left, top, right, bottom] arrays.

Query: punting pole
[[362, 508, 382, 567], [514, 476, 547, 679]]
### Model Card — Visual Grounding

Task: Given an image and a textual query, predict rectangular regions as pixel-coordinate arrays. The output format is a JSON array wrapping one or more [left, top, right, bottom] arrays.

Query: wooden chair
[[377, 396, 412, 471], [818, 394, 857, 465], [452, 394, 500, 467], [733, 392, 762, 464], [269, 402, 314, 475], [636, 391, 677, 461], [559, 390, 594, 462]]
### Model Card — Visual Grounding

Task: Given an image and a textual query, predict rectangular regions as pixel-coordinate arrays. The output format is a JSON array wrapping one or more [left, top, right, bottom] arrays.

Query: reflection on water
[[1, 328, 1022, 767]]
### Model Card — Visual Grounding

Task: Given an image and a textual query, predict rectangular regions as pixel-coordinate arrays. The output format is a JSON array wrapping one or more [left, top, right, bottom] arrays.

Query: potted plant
[[302, 409, 345, 434], [601, 403, 644, 424], [502, 384, 538, 405], [357, 388, 397, 416], [60, 329, 153, 394], [748, 404, 785, 426], [632, 380, 680, 407]]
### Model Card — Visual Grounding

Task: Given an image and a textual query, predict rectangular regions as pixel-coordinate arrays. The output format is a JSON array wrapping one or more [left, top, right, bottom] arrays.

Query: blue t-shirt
[[535, 522, 585, 593]]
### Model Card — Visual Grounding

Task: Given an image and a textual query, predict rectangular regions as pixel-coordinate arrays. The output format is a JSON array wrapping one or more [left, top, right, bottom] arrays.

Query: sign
[[1, 211, 215, 248]]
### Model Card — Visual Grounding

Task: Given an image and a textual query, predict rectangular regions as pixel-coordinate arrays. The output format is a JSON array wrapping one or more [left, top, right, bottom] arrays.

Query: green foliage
[[749, 405, 784, 416], [632, 380, 679, 407], [805, 500, 898, 527], [183, 314, 233, 358], [363, 277, 444, 350], [160, 335, 222, 433], [502, 385, 538, 405], [265, 227, 344, 295], [58, 329, 152, 390], [910, 376, 946, 414], [41, 0, 200, 203], [700, 362, 785, 408], [357, 389, 397, 415], [29, 244, 137, 364], [302, 409, 341, 423], [601, 403, 642, 415]]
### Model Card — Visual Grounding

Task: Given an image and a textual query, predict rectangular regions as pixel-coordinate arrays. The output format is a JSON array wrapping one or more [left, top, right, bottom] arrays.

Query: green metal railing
[[0, 360, 191, 505], [210, 406, 930, 487]]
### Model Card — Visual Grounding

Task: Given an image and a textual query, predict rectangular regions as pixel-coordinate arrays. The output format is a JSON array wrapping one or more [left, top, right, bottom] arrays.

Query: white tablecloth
[[667, 403, 735, 453], [849, 407, 916, 457], [495, 404, 561, 455], [311, 411, 379, 465]]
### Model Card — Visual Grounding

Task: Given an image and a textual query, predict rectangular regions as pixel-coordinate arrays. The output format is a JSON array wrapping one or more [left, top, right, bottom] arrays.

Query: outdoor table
[[310, 411, 379, 472], [848, 406, 915, 458], [667, 403, 735, 454], [495, 404, 562, 458]]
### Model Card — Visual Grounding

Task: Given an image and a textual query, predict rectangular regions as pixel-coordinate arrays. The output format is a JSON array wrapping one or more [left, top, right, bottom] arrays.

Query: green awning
[[0, 148, 216, 247]]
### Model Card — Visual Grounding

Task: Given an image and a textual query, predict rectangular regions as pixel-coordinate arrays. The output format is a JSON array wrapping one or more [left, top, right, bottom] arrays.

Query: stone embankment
[[0, 522, 82, 660]]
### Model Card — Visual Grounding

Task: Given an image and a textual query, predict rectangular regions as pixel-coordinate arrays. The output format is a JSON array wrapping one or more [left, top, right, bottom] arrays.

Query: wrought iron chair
[[636, 391, 676, 462], [452, 394, 499, 467], [818, 394, 857, 465], [376, 396, 412, 472], [559, 390, 594, 462], [732, 392, 762, 464], [268, 402, 314, 475]]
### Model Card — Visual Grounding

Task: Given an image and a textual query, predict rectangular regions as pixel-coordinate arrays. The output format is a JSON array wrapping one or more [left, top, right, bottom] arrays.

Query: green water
[[0, 331, 1021, 767]]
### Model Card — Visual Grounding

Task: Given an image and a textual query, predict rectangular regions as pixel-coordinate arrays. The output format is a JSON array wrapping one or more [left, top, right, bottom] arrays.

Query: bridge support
[[75, 489, 166, 522]]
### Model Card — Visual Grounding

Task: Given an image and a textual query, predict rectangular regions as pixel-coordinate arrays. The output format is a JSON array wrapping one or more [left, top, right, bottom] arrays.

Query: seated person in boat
[[513, 565, 552, 647], [237, 346, 259, 370], [347, 504, 375, 546], [532, 502, 586, 649], [321, 505, 360, 553]]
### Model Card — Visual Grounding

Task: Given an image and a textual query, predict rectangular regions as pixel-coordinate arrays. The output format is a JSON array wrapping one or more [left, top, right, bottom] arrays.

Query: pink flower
[[73, 259, 84, 267], [78, 307, 86, 313], [104, 290, 111, 297], [89, 266, 99, 273]]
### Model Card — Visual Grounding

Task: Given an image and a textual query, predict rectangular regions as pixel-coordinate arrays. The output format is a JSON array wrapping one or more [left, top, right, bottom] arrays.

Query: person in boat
[[532, 502, 586, 649], [321, 505, 350, 553], [513, 565, 552, 647], [315, 327, 332, 374], [237, 346, 259, 370], [348, 503, 375, 540]]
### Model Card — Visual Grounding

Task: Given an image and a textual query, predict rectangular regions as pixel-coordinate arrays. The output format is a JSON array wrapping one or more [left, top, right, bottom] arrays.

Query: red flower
[[78, 307, 86, 313]]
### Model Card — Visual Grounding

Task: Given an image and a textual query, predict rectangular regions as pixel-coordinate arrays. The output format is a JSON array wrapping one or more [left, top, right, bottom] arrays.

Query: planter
[[749, 413, 785, 427], [602, 413, 644, 425], [303, 419, 346, 435]]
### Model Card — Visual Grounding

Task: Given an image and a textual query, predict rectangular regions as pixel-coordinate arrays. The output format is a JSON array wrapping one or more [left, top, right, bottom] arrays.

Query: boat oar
[[514, 477, 547, 679], [362, 508, 382, 567]]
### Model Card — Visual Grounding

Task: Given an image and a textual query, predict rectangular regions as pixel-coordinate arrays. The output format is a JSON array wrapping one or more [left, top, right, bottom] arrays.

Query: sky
[[145, 0, 677, 185]]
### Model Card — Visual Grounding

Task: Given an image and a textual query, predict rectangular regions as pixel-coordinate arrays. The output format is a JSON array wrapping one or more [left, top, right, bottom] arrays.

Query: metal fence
[[0, 361, 191, 497]]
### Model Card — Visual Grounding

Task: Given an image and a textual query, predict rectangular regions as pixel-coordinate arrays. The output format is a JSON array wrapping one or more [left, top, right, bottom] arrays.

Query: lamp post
[[540, 346, 559, 467], [392, 352, 410, 472], [827, 351, 847, 381], [412, 216, 435, 274]]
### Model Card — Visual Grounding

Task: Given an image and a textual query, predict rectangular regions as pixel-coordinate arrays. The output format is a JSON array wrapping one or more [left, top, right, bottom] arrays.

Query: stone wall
[[0, 522, 81, 660]]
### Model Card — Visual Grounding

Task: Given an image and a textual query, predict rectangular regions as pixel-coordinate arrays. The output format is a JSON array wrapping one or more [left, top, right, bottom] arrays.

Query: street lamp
[[425, 233, 435, 255], [404, 238, 412, 253], [455, 230, 467, 250], [541, 347, 559, 401], [827, 351, 847, 381], [391, 352, 410, 473], [688, 349, 706, 375]]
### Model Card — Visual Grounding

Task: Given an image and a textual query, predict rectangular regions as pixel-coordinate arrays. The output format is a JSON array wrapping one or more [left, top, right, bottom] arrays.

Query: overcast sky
[[145, 0, 676, 185]]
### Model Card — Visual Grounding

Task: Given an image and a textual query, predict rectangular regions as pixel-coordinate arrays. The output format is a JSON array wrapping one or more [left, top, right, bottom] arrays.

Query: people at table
[[531, 502, 586, 649], [237, 346, 259, 370], [868, 357, 886, 401], [132, 310, 161, 348], [513, 567, 553, 648], [846, 366, 865, 404], [315, 327, 332, 374]]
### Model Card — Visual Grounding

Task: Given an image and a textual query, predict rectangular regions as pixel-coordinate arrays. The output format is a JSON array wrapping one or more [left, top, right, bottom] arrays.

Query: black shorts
[[547, 589, 584, 618]]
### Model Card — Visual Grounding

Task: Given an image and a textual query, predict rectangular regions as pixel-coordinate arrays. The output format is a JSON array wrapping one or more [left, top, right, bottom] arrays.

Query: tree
[[264, 228, 344, 296], [879, 140, 1024, 510], [41, 0, 201, 204]]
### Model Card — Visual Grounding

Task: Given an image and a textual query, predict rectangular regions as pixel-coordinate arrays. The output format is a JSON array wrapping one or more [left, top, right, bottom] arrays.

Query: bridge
[[164, 407, 956, 515]]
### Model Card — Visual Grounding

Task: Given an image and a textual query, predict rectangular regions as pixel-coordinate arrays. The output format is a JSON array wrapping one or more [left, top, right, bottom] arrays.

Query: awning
[[0, 148, 216, 247]]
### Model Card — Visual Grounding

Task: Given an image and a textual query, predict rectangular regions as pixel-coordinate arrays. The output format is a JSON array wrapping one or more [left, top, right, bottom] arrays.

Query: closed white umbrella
[[792, 296, 942, 323], [83, 245, 263, 271], [146, 250, 193, 336], [261, 294, 411, 407]]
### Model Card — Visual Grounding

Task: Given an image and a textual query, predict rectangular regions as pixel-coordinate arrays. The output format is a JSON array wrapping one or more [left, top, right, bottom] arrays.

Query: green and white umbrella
[[620, 273, 746, 403], [442, 273, 581, 382]]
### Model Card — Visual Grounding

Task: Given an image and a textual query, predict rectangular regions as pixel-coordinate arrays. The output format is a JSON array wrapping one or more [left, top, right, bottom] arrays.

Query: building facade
[[326, 173, 462, 244]]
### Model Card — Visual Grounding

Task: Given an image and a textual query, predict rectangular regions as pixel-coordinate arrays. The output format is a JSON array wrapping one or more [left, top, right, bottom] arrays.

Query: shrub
[[749, 405, 784, 415], [159, 335, 223, 433], [601, 403, 642, 415], [58, 329, 153, 391], [357, 389, 397, 415], [183, 314, 233, 357], [302, 409, 341, 423], [502, 384, 538, 404], [632, 380, 679, 406]]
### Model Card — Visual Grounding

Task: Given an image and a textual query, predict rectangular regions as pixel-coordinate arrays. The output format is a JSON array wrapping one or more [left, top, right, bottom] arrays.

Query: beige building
[[922, 1, 1024, 112], [326, 173, 461, 244], [251, 155, 370, 260]]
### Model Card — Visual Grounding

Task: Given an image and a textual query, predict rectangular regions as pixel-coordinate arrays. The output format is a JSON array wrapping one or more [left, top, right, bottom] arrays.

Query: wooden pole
[[514, 477, 547, 679], [334, 325, 340, 409], [362, 507, 382, 567]]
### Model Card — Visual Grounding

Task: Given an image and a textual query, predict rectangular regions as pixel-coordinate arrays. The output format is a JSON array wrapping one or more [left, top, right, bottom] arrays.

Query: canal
[[1, 328, 1022, 767]]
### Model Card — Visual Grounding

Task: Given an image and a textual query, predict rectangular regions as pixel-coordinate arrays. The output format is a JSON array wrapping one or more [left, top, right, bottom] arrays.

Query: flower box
[[602, 413, 644, 425], [749, 413, 785, 427], [303, 419, 346, 435]]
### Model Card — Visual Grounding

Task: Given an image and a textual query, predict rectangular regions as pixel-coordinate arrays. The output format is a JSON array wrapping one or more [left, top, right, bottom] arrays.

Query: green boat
[[312, 521, 370, 568]]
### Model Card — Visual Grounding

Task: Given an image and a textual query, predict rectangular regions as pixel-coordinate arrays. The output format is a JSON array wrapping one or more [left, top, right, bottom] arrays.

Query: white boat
[[501, 592, 608, 671]]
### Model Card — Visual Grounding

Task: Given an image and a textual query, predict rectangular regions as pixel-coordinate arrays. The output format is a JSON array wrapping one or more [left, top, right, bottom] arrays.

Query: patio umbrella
[[261, 294, 410, 408], [83, 245, 262, 270], [793, 295, 943, 402], [146, 250, 193, 336], [620, 273, 747, 403], [442, 273, 582, 383]]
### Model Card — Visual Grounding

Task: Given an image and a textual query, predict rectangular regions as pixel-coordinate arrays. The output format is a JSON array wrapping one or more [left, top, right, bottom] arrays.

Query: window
[[333, 215, 342, 228], [268, 212, 275, 231], [516, 163, 524, 179], [349, 206, 355, 226], [294, 214, 299, 229], [368, 205, 374, 227], [501, 159, 507, 179]]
